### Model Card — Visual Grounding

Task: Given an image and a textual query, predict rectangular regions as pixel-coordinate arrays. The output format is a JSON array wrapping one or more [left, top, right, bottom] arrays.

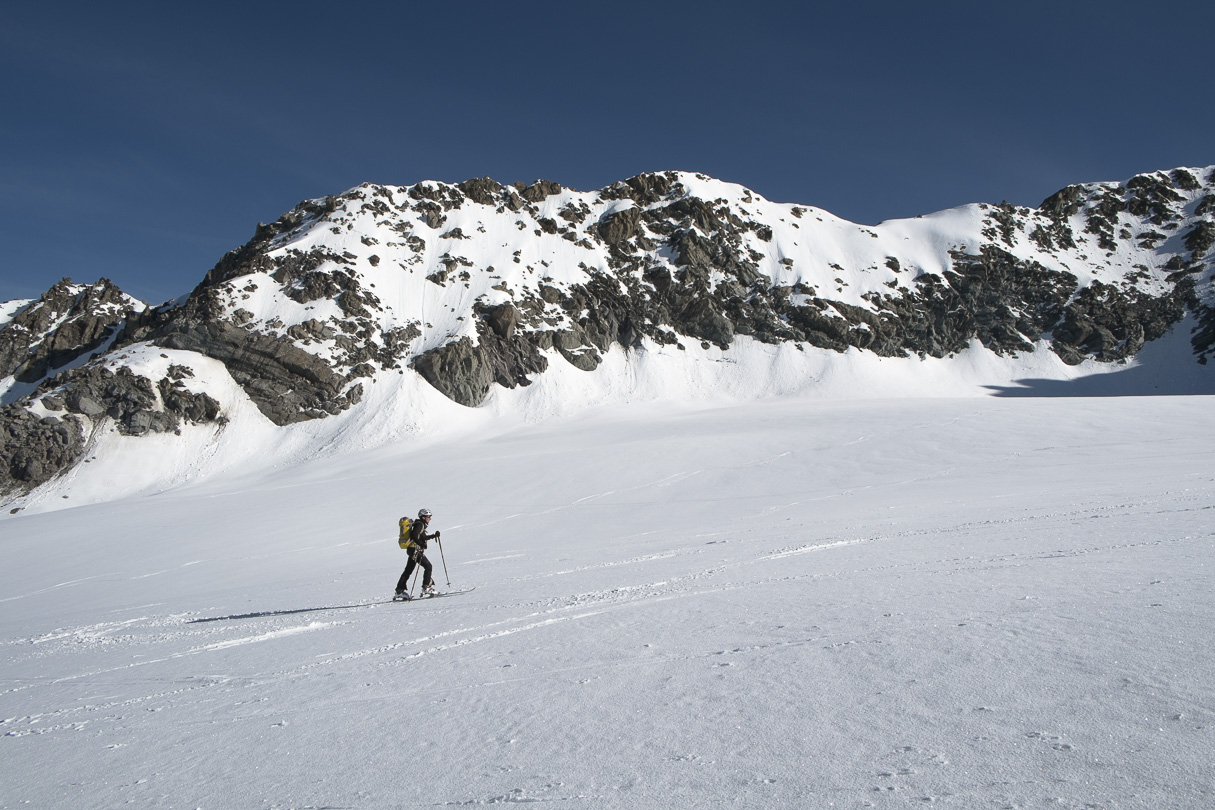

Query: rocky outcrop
[[157, 365, 222, 424], [394, 166, 1214, 404], [1, 362, 224, 497], [412, 314, 549, 408], [153, 322, 355, 423], [0, 279, 136, 383], [457, 177, 505, 205], [199, 196, 340, 290], [108, 273, 366, 425], [1052, 280, 1193, 364], [597, 208, 643, 245], [518, 179, 563, 203], [45, 365, 184, 436], [0, 408, 84, 496]]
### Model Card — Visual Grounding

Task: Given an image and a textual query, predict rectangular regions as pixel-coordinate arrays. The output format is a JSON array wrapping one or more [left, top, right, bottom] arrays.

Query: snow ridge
[[1, 166, 1214, 509]]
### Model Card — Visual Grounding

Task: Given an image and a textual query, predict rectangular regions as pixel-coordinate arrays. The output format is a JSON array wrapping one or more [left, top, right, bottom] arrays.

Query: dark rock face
[[600, 172, 679, 205], [1125, 173, 1184, 225], [0, 408, 84, 494], [0, 362, 225, 496], [1184, 221, 1215, 258], [151, 321, 353, 423], [518, 180, 562, 203], [0, 279, 135, 383], [482, 303, 520, 339], [201, 196, 340, 291], [52, 365, 175, 435], [1053, 280, 1192, 364], [111, 244, 387, 425], [458, 177, 505, 205], [273, 249, 380, 317], [797, 247, 1082, 360], [400, 166, 1212, 406], [597, 208, 643, 245], [158, 364, 222, 423], [1031, 186, 1081, 251], [412, 319, 549, 408]]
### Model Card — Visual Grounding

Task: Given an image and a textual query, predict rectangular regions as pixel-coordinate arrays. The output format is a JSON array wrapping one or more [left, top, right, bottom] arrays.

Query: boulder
[[0, 408, 84, 494], [597, 208, 642, 245]]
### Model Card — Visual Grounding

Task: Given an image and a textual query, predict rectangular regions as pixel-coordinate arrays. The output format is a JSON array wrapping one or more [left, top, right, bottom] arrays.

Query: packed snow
[[2, 384, 1212, 808]]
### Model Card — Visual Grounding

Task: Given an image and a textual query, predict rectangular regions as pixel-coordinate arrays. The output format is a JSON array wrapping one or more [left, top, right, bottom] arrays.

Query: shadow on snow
[[187, 603, 380, 623], [986, 324, 1215, 398]]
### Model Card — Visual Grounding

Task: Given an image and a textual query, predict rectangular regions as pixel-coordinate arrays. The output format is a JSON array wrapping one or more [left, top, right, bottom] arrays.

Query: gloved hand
[[434, 531, 441, 539]]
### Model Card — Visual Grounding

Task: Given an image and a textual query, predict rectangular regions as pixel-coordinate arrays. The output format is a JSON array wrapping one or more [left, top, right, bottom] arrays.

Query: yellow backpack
[[398, 517, 414, 549]]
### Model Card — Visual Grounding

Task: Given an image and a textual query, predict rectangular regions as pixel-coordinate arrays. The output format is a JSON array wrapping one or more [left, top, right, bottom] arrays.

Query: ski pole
[[437, 536, 451, 587], [409, 551, 421, 598]]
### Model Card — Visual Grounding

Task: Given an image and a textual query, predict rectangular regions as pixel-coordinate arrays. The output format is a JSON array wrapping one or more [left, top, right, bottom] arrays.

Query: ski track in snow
[[4, 521, 1207, 740], [462, 554, 526, 565], [0, 573, 125, 603]]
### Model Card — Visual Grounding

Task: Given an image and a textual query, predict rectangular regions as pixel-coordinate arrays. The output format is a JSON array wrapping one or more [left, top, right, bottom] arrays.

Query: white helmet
[[418, 508, 432, 519]]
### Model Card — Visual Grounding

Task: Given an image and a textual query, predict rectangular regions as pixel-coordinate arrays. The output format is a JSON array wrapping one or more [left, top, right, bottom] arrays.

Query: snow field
[[1, 394, 1213, 808]]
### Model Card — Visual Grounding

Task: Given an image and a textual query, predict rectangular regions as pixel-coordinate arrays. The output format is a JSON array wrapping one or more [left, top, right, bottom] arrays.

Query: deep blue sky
[[3, 1, 1211, 304]]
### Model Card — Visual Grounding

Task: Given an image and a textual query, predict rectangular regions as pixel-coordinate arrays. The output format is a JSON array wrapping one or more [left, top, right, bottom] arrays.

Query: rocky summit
[[2, 166, 1214, 501]]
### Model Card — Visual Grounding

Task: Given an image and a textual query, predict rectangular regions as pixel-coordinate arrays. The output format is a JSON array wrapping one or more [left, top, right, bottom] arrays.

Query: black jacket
[[409, 519, 437, 550]]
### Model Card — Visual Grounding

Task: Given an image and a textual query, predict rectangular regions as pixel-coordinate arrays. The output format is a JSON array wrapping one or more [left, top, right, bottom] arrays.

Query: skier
[[395, 508, 440, 599]]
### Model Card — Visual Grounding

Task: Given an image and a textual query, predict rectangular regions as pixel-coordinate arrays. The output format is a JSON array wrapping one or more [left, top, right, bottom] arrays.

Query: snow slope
[[2, 393, 1212, 808], [0, 298, 31, 328], [4, 166, 1214, 509], [10, 316, 1213, 516]]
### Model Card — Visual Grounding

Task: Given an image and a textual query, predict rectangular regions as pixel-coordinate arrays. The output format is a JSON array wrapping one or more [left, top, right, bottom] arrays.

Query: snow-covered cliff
[[3, 166, 1214, 507]]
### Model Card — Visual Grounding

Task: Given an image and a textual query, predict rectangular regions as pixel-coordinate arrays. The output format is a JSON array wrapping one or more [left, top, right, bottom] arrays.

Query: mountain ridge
[[2, 165, 1213, 505]]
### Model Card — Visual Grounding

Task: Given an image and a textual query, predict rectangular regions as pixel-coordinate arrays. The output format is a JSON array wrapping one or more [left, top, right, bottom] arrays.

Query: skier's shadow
[[187, 603, 376, 623]]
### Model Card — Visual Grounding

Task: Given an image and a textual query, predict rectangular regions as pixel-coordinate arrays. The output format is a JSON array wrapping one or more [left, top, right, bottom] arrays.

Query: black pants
[[396, 550, 433, 592]]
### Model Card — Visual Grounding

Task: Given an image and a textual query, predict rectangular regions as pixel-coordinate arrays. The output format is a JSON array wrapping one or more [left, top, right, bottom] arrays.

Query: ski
[[393, 586, 475, 602]]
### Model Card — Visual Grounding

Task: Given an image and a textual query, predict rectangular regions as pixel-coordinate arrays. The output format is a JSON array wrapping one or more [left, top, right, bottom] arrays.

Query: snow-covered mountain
[[2, 166, 1214, 508]]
